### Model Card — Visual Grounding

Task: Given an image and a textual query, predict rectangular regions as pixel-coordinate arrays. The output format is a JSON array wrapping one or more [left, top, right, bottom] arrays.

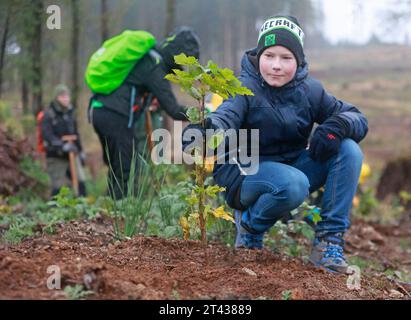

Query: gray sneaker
[[234, 210, 264, 249], [309, 233, 349, 274]]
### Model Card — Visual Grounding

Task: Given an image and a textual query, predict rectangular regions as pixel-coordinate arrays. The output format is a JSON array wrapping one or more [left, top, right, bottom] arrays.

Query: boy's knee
[[283, 171, 310, 208], [340, 139, 363, 164]]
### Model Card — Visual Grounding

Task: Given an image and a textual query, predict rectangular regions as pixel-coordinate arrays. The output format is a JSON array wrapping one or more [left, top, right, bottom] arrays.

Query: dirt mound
[[0, 129, 38, 196], [377, 156, 411, 210], [0, 218, 403, 300], [346, 219, 411, 274]]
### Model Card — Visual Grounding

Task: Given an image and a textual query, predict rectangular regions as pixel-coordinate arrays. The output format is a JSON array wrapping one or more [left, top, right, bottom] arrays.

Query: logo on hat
[[265, 34, 276, 46]]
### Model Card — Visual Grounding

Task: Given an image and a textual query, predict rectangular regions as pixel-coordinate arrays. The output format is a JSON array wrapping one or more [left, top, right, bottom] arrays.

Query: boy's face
[[259, 46, 298, 88], [56, 93, 70, 108]]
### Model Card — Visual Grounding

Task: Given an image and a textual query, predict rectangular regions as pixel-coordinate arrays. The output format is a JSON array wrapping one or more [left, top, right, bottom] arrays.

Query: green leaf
[[204, 204, 212, 216], [188, 65, 203, 78], [220, 68, 235, 80], [173, 69, 190, 78], [164, 74, 179, 83], [200, 73, 215, 87], [205, 185, 225, 198], [188, 87, 202, 100], [174, 53, 199, 66], [193, 185, 203, 193], [214, 91, 229, 100], [185, 191, 198, 206], [311, 210, 322, 224], [205, 61, 219, 73], [206, 211, 216, 229], [207, 132, 224, 150], [186, 106, 201, 124]]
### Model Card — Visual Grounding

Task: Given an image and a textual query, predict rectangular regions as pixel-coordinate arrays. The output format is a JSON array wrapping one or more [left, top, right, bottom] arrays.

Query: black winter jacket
[[210, 49, 368, 210], [93, 50, 187, 122], [42, 101, 83, 158]]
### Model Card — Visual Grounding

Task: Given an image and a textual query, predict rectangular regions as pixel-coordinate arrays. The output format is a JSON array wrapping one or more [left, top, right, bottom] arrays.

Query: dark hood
[[158, 26, 200, 71]]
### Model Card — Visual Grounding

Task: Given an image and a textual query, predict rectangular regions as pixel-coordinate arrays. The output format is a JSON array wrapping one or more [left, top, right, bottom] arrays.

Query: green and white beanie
[[257, 15, 305, 66]]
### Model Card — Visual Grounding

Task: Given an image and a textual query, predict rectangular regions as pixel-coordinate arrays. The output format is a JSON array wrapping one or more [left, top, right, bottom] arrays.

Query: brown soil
[[0, 129, 38, 196], [346, 218, 411, 278], [377, 156, 411, 210], [0, 217, 409, 300]]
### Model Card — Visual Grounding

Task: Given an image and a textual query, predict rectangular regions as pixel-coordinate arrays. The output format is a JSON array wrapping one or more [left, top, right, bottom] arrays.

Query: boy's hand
[[309, 116, 348, 162], [309, 127, 342, 162]]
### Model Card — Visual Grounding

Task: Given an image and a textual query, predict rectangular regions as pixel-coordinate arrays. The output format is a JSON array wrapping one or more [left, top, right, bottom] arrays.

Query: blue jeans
[[239, 139, 363, 235]]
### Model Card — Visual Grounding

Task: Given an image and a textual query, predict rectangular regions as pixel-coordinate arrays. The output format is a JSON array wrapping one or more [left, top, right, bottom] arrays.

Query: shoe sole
[[309, 259, 348, 274]]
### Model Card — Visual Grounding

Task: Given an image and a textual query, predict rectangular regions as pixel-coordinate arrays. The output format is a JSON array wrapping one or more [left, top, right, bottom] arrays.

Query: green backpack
[[85, 30, 156, 95]]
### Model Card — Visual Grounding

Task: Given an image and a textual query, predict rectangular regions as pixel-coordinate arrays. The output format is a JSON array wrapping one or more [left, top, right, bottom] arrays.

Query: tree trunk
[[165, 0, 176, 35], [163, 0, 177, 142], [101, 0, 109, 42], [71, 0, 80, 109], [21, 79, 29, 115], [31, 0, 43, 116], [0, 5, 11, 99], [223, 21, 233, 68]]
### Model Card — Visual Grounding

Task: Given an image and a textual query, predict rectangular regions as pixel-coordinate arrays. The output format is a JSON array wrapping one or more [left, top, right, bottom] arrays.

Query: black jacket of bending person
[[92, 26, 200, 122], [90, 27, 200, 200]]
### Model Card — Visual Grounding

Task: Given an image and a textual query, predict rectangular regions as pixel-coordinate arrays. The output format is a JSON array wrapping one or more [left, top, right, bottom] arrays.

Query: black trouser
[[92, 108, 139, 200]]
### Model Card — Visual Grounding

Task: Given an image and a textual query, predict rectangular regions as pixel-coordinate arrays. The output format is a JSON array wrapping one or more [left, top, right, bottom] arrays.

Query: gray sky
[[320, 0, 411, 44]]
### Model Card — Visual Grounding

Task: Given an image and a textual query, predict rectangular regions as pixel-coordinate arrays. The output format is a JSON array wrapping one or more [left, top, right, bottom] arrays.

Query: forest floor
[[1, 215, 410, 300]]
